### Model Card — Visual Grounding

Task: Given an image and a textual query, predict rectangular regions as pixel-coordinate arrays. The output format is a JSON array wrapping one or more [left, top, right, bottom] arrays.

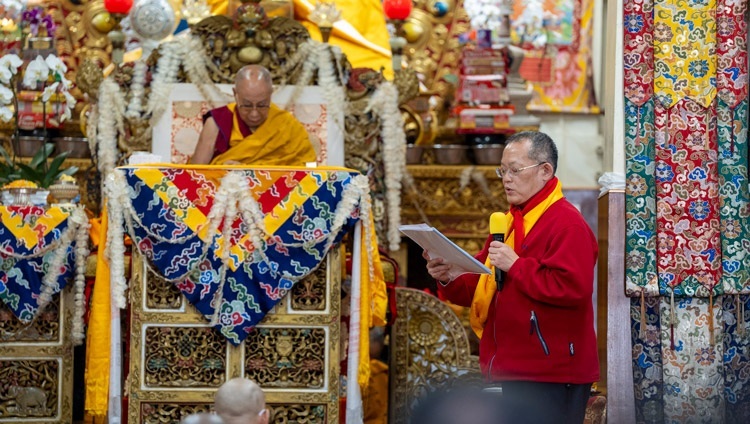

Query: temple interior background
[[0, 0, 748, 423]]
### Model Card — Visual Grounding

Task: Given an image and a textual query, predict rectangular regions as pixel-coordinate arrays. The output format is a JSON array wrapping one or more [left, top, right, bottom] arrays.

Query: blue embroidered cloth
[[0, 205, 75, 323], [118, 166, 366, 345]]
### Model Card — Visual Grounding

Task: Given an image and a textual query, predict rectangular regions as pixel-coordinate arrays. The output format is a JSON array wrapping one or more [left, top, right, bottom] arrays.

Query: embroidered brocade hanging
[[624, 0, 658, 296], [110, 166, 374, 345]]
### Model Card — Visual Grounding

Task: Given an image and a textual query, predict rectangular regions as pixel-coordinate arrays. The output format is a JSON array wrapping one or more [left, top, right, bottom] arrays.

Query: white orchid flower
[[22, 56, 50, 88], [41, 81, 60, 102], [63, 90, 77, 107], [0, 67, 11, 85], [60, 105, 72, 122], [0, 84, 13, 104], [60, 75, 75, 90], [0, 54, 23, 73], [0, 106, 13, 122], [45, 55, 68, 75]]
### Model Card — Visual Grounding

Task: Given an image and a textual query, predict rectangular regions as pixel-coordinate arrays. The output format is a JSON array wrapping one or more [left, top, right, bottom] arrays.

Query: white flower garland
[[106, 172, 130, 309], [366, 82, 407, 251], [96, 78, 127, 178], [146, 40, 182, 120], [32, 207, 90, 345], [125, 59, 147, 119], [71, 209, 91, 345], [316, 43, 345, 130]]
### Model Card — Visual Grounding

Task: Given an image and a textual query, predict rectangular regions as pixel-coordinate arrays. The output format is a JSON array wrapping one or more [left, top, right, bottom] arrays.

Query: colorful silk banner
[[654, 99, 721, 296], [623, 0, 653, 106], [653, 0, 717, 108], [0, 205, 76, 322], [625, 99, 658, 297], [718, 99, 750, 295], [111, 166, 373, 345], [716, 0, 748, 109]]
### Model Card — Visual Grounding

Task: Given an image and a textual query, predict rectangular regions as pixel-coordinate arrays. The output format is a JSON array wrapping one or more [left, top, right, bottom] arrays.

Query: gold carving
[[244, 328, 326, 389], [290, 263, 327, 311], [401, 165, 508, 251], [389, 288, 480, 424], [268, 403, 327, 423], [145, 269, 183, 310], [129, 250, 341, 423], [0, 296, 60, 342], [191, 14, 312, 84], [144, 326, 227, 388], [140, 403, 213, 423], [403, 0, 471, 97], [0, 360, 58, 418]]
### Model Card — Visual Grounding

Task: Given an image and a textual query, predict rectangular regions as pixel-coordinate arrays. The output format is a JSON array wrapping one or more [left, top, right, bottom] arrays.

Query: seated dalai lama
[[190, 65, 317, 166]]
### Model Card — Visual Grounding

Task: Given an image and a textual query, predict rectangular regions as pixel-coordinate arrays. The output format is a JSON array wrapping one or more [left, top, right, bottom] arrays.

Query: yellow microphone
[[489, 212, 508, 291]]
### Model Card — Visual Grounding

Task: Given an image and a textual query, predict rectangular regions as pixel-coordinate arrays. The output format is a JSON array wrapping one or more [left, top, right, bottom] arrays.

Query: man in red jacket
[[425, 131, 598, 424]]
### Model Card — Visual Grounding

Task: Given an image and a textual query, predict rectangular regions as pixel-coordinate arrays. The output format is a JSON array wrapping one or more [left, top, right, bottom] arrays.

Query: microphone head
[[489, 212, 508, 234]]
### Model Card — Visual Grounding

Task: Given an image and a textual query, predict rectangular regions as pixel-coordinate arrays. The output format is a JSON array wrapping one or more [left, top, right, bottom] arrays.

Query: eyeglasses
[[495, 162, 546, 179], [237, 102, 270, 112]]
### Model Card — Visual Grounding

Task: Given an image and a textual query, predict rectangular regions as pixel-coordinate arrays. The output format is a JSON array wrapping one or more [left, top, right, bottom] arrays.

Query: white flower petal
[[41, 81, 60, 102], [0, 84, 13, 104], [22, 56, 50, 88], [0, 67, 11, 85], [0, 107, 13, 122], [45, 55, 67, 74]]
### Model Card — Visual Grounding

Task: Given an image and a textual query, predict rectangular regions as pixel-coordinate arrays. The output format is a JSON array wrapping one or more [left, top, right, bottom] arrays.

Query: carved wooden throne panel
[[0, 292, 73, 424], [388, 288, 480, 424], [128, 249, 341, 424]]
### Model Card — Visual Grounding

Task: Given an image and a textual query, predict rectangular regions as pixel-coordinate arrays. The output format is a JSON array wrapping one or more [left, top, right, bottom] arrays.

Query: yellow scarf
[[210, 103, 317, 166], [85, 206, 111, 418], [469, 179, 564, 338]]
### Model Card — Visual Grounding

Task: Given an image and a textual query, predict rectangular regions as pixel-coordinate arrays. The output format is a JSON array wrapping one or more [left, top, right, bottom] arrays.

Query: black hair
[[505, 131, 558, 174]]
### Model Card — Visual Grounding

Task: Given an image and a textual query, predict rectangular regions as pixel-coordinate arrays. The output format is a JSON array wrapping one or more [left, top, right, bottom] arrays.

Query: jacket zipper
[[529, 310, 550, 356], [487, 292, 499, 379]]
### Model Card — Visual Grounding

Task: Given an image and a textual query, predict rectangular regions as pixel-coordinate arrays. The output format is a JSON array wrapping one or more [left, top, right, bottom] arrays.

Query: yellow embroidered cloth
[[653, 0, 717, 108]]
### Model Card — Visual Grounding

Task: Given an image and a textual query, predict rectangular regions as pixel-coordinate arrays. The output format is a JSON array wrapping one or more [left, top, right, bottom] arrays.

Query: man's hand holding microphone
[[424, 212, 519, 286]]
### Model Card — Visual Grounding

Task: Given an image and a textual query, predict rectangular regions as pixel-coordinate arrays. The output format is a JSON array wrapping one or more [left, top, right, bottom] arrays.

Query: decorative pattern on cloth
[[716, 0, 748, 109], [661, 297, 723, 423], [625, 99, 658, 297], [631, 296, 750, 423], [718, 99, 750, 294], [653, 0, 717, 108], [654, 99, 721, 296], [109, 166, 373, 345], [721, 295, 750, 422], [630, 296, 664, 424], [0, 206, 75, 322], [623, 0, 654, 105]]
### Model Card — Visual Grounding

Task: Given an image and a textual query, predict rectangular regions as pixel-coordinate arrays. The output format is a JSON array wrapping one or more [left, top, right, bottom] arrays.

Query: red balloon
[[383, 0, 413, 20], [104, 0, 134, 15]]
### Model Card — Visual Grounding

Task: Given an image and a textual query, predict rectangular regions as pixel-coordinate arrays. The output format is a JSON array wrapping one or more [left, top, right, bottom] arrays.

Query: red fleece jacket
[[438, 198, 599, 384]]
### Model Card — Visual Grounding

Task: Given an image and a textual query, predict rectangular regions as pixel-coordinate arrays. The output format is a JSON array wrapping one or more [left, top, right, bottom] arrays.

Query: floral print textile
[[654, 99, 721, 296], [653, 0, 717, 108]]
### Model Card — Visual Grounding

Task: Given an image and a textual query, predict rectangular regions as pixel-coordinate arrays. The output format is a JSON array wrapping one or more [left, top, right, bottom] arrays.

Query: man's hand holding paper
[[423, 251, 471, 284]]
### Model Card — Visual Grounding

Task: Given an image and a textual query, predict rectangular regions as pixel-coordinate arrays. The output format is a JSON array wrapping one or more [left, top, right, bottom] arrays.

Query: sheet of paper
[[399, 223, 491, 274]]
